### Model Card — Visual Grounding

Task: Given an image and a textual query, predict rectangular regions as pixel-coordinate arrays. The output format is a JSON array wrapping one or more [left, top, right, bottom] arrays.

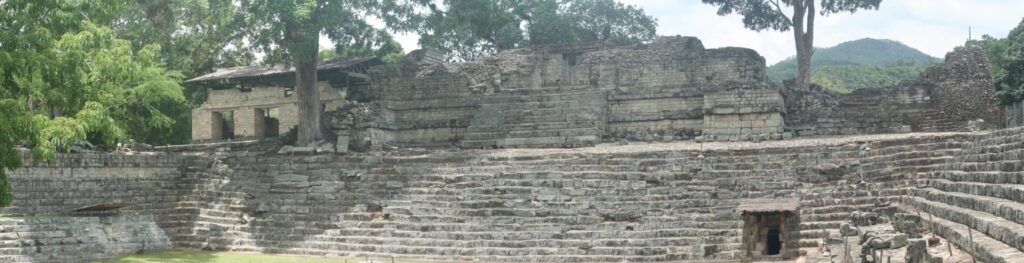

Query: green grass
[[96, 250, 431, 263]]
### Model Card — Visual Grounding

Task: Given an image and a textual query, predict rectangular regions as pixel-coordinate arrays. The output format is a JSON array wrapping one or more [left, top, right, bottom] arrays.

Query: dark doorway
[[263, 108, 280, 137], [213, 111, 234, 140], [765, 228, 781, 255]]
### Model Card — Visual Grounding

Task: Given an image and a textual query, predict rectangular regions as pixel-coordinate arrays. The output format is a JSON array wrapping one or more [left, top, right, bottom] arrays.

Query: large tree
[[241, 0, 428, 145], [1, 0, 184, 207], [701, 0, 881, 90], [420, 0, 657, 61], [109, 0, 255, 145]]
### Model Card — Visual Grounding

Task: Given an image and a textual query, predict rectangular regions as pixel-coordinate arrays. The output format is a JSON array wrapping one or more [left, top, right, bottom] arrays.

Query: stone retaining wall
[[14, 129, 1024, 262]]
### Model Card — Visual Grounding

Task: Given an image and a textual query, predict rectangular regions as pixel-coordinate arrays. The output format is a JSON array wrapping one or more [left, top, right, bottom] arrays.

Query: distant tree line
[[971, 18, 1024, 105]]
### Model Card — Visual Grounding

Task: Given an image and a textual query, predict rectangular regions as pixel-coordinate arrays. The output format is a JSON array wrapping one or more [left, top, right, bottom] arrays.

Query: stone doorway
[[212, 111, 235, 140], [738, 198, 800, 262]]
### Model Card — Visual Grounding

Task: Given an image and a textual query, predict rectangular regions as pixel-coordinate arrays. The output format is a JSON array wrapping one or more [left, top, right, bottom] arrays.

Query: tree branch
[[769, 0, 791, 25]]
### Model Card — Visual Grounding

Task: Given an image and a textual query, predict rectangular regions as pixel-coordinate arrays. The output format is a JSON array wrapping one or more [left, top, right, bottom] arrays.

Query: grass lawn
[[96, 251, 430, 263]]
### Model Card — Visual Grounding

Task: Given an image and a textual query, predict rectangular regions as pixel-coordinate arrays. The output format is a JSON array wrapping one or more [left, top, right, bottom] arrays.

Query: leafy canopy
[[0, 0, 185, 207], [243, 0, 428, 65], [702, 0, 882, 33], [997, 18, 1024, 104], [420, 0, 657, 61]]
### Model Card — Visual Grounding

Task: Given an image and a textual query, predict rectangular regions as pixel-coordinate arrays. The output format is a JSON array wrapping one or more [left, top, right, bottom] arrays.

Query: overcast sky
[[382, 0, 1024, 65]]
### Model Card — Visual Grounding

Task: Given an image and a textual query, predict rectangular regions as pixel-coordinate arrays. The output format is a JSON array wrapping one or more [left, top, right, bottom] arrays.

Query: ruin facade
[[349, 36, 785, 148], [187, 36, 1002, 150]]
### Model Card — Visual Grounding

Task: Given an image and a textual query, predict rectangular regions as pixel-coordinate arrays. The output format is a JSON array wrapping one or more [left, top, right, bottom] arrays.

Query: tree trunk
[[791, 0, 815, 91], [294, 46, 322, 146]]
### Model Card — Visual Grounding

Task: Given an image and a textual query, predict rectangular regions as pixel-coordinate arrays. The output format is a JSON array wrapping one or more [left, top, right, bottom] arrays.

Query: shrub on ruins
[[419, 0, 658, 61], [702, 0, 883, 91]]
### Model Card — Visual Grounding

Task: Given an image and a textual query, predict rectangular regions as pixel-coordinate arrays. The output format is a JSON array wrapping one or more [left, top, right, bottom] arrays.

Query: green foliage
[[808, 64, 933, 93], [243, 0, 429, 66], [966, 35, 1009, 82], [996, 18, 1024, 104], [701, 0, 881, 33], [0, 100, 33, 207], [419, 0, 657, 61], [0, 0, 132, 207], [319, 34, 406, 64], [21, 23, 185, 159], [110, 0, 256, 145]]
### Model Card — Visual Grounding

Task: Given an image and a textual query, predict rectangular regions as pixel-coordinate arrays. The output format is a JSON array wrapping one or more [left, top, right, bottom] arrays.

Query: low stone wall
[[0, 215, 172, 263], [3, 152, 184, 215]]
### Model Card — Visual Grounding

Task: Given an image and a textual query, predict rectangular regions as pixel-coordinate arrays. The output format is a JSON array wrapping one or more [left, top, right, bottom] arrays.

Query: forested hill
[[768, 38, 942, 93]]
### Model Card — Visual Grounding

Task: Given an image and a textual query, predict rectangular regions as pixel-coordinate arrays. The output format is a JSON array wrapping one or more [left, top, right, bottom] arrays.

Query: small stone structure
[[187, 57, 381, 142], [738, 198, 800, 261]]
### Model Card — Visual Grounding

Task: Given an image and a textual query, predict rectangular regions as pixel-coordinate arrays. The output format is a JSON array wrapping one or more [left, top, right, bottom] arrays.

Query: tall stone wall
[[784, 46, 1002, 136]]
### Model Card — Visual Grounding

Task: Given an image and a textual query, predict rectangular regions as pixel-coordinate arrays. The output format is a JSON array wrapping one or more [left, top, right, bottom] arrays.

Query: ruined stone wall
[[1, 152, 183, 262], [1006, 100, 1024, 127], [4, 152, 184, 215], [349, 36, 784, 148], [0, 215, 172, 263], [192, 82, 345, 142], [785, 46, 1002, 136]]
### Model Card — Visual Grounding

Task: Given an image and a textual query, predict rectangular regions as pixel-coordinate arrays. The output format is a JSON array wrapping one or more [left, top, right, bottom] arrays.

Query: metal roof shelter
[[184, 56, 383, 89], [737, 198, 801, 214]]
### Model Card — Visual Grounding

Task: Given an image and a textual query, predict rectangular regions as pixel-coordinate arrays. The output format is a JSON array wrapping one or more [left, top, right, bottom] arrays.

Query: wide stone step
[[906, 196, 1024, 253], [904, 204, 1024, 263], [464, 128, 601, 141], [929, 179, 1024, 204], [934, 171, 1024, 184], [916, 187, 1024, 227]]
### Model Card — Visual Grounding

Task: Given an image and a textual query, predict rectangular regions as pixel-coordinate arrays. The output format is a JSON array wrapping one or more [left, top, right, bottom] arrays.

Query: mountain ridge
[[767, 38, 941, 93]]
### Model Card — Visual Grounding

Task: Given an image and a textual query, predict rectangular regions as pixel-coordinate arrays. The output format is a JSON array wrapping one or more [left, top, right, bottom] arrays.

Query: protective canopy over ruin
[[186, 57, 382, 142]]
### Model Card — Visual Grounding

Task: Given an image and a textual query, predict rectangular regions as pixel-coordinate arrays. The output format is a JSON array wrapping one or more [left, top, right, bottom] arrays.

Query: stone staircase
[[903, 127, 1024, 262], [164, 133, 988, 262], [794, 135, 970, 247], [462, 87, 607, 148]]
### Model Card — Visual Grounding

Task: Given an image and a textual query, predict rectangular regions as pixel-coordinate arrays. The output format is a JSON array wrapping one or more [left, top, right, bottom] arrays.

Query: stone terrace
[[9, 130, 1024, 262]]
